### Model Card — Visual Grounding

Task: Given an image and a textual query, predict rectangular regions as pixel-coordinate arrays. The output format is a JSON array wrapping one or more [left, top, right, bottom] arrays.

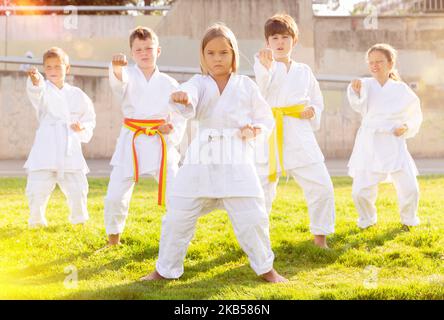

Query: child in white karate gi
[[25, 47, 96, 228], [254, 14, 335, 248], [348, 43, 422, 229], [141, 23, 287, 283], [104, 27, 186, 246]]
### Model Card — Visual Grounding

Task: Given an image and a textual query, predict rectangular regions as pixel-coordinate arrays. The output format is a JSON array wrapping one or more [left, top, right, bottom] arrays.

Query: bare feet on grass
[[108, 234, 122, 246], [140, 270, 166, 281], [314, 235, 329, 249], [261, 269, 288, 283], [94, 234, 122, 253]]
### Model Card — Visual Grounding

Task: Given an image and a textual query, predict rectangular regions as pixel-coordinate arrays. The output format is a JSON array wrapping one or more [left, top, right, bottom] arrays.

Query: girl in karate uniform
[[104, 27, 186, 246], [141, 23, 287, 283], [25, 47, 96, 227], [348, 43, 422, 229], [254, 14, 335, 248]]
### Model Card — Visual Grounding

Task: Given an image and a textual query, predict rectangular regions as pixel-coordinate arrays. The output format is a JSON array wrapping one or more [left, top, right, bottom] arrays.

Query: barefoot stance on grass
[[314, 235, 329, 249], [140, 269, 288, 283]]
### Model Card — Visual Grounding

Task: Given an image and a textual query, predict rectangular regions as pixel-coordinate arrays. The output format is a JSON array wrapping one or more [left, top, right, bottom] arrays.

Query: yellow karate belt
[[268, 104, 305, 182], [124, 118, 167, 206]]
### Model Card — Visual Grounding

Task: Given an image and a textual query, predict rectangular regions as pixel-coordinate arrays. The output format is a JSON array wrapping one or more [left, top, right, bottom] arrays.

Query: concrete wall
[[155, 0, 316, 70], [0, 71, 123, 160], [312, 14, 444, 158], [1, 71, 440, 160], [0, 14, 162, 76], [0, 0, 443, 159]]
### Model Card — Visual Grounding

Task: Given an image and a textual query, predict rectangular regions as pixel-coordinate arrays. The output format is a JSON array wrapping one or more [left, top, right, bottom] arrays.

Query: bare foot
[[314, 235, 329, 249], [140, 270, 166, 281], [108, 234, 121, 246], [94, 242, 122, 254], [261, 269, 288, 283], [93, 234, 122, 254]]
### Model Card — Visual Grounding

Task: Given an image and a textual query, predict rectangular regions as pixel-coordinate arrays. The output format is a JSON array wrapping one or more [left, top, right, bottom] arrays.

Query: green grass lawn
[[1, 175, 443, 300]]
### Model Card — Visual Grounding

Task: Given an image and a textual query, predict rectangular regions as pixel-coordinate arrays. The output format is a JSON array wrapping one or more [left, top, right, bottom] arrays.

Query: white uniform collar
[[134, 64, 159, 82]]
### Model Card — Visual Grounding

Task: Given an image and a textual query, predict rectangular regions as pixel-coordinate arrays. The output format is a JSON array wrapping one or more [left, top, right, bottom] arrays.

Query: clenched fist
[[70, 121, 85, 132], [393, 124, 408, 137], [351, 79, 362, 97], [300, 106, 315, 120], [158, 123, 174, 135], [171, 91, 190, 106], [112, 53, 128, 67], [27, 66, 41, 86], [111, 53, 127, 81], [239, 124, 261, 140], [258, 48, 273, 70]]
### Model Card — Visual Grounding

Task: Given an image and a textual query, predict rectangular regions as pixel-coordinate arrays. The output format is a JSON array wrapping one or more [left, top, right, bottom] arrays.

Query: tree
[[4, 0, 177, 15]]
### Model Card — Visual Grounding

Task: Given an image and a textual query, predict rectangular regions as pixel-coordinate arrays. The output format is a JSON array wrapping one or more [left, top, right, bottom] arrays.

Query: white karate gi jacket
[[108, 64, 186, 178], [170, 73, 274, 198], [347, 77, 422, 177], [25, 75, 96, 176], [253, 56, 325, 174]]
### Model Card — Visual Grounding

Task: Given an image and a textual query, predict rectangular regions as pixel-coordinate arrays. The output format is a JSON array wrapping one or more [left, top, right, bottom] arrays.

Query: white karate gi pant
[[155, 196, 275, 279], [352, 168, 420, 228], [104, 164, 178, 235], [259, 162, 335, 236], [26, 170, 89, 226]]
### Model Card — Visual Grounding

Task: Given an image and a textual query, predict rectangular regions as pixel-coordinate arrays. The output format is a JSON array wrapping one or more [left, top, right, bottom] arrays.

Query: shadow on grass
[[60, 233, 374, 300], [332, 224, 408, 251], [0, 225, 25, 240], [56, 235, 363, 299], [2, 217, 413, 299]]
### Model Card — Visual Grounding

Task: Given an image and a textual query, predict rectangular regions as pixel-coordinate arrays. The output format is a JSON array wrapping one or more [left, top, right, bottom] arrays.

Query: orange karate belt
[[123, 118, 167, 206]]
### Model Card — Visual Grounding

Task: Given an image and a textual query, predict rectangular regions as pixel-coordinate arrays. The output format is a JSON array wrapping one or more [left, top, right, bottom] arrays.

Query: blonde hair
[[43, 47, 69, 66], [129, 26, 159, 48], [264, 13, 299, 42], [200, 23, 239, 75], [367, 43, 401, 81]]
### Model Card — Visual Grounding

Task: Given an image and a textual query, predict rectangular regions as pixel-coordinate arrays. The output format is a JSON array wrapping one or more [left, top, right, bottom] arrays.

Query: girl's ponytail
[[389, 68, 401, 81]]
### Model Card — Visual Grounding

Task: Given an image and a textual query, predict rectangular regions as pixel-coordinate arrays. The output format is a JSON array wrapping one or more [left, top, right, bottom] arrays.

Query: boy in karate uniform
[[104, 26, 186, 246], [25, 47, 96, 227], [254, 14, 335, 248]]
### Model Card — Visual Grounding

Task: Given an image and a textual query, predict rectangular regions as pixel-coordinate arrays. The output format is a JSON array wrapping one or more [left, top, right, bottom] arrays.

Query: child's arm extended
[[70, 92, 96, 143], [253, 48, 274, 95], [108, 53, 129, 101], [26, 66, 46, 114], [170, 75, 201, 119]]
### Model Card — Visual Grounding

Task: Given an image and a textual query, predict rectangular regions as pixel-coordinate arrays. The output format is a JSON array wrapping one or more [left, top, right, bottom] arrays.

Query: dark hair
[[264, 13, 299, 41]]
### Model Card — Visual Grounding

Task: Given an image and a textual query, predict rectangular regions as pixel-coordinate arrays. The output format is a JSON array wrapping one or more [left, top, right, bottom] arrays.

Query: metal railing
[[413, 0, 444, 12], [0, 56, 354, 83]]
